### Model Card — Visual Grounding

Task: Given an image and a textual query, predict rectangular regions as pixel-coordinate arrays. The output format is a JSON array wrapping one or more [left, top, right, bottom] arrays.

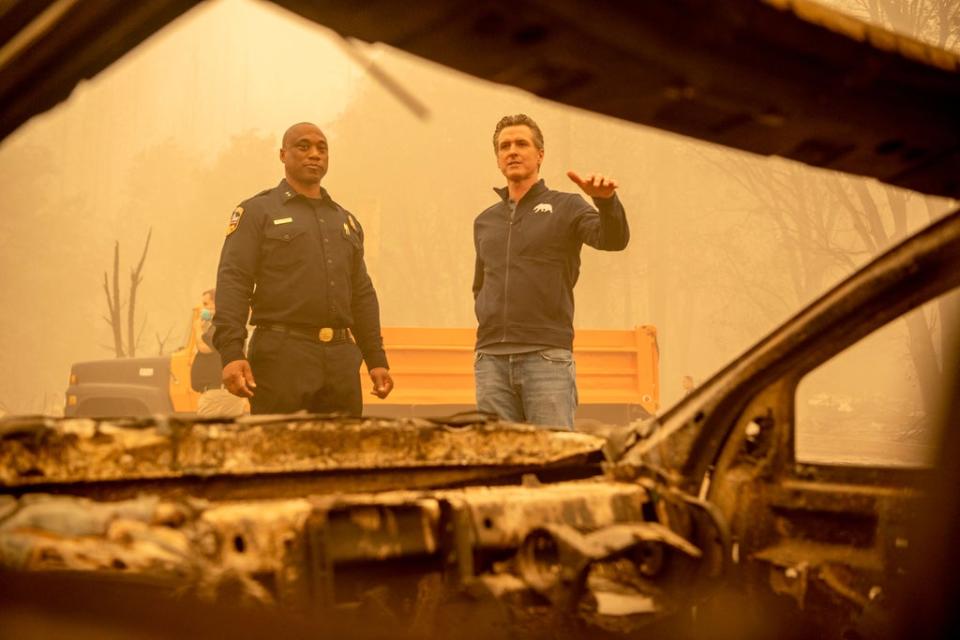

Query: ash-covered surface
[[0, 415, 605, 488]]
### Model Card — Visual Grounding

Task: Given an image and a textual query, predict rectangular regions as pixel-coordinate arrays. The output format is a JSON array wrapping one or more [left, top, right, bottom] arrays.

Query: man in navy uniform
[[213, 122, 393, 415]]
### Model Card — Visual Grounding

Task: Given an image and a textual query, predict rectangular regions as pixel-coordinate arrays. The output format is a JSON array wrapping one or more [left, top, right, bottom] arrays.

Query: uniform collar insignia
[[279, 180, 331, 204]]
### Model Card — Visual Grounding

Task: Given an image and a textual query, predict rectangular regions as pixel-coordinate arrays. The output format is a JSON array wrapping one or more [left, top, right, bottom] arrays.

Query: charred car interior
[[1, 0, 959, 638]]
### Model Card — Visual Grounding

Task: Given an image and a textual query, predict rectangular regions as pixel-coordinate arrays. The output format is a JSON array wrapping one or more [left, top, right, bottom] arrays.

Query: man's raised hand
[[567, 170, 618, 199]]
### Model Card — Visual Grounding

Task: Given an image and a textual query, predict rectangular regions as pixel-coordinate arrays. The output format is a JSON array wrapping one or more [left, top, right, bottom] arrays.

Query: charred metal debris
[[0, 415, 732, 636]]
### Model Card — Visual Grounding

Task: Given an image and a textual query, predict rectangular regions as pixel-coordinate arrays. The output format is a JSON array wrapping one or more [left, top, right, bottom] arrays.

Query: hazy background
[[0, 0, 956, 434]]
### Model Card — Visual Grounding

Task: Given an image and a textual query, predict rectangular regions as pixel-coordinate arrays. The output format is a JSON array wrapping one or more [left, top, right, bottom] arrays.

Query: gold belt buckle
[[318, 327, 334, 342]]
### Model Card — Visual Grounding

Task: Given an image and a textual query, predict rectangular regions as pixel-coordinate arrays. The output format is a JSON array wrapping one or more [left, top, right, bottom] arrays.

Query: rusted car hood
[[0, 415, 606, 499]]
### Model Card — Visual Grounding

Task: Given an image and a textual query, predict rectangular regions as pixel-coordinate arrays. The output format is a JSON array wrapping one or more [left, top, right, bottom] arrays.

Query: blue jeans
[[474, 348, 578, 430]]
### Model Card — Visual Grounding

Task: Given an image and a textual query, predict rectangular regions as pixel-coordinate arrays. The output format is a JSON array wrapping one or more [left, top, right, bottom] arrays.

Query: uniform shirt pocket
[[262, 224, 309, 268], [264, 224, 307, 243]]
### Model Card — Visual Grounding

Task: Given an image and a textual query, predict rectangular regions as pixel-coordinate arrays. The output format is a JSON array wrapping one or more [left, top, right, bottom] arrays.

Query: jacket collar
[[494, 178, 548, 204]]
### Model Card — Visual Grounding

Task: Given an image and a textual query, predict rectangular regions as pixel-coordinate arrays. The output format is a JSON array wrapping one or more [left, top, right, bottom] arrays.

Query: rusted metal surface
[[515, 522, 701, 611], [0, 389, 945, 640], [0, 416, 605, 499], [5, 414, 721, 635], [0, 393, 930, 638], [447, 481, 647, 549], [0, 476, 722, 634], [651, 364, 929, 638]]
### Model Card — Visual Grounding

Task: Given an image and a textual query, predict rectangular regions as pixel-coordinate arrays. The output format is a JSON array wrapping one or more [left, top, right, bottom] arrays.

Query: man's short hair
[[493, 114, 544, 151]]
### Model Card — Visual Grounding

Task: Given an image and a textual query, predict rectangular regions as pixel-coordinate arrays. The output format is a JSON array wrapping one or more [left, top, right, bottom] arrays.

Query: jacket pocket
[[474, 268, 502, 326], [513, 256, 563, 324]]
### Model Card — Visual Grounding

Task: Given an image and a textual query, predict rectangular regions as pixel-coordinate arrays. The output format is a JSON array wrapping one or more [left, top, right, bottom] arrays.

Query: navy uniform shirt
[[212, 179, 388, 370]]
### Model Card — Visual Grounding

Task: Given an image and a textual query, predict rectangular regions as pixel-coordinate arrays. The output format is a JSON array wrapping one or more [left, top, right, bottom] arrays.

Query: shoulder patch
[[346, 213, 360, 233], [226, 206, 244, 235]]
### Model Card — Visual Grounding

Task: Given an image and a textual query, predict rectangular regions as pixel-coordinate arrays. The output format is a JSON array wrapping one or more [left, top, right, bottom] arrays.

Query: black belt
[[257, 324, 352, 343]]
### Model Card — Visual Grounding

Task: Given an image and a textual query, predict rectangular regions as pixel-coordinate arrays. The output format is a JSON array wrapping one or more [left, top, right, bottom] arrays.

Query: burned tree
[[101, 229, 152, 358]]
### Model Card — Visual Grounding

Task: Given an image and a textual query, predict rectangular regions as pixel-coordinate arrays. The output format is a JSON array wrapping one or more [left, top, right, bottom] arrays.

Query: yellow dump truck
[[366, 326, 659, 424], [65, 320, 659, 423]]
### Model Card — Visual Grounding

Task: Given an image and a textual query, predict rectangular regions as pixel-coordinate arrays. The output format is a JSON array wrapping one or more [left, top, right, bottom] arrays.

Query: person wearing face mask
[[191, 288, 247, 417]]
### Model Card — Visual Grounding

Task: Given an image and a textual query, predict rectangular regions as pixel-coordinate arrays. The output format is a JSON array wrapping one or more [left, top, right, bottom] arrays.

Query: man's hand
[[369, 367, 394, 399], [567, 170, 618, 199], [222, 359, 256, 398]]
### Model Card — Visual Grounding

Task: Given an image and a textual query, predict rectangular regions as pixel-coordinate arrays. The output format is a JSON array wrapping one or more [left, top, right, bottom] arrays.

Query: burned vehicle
[[1, 0, 959, 638]]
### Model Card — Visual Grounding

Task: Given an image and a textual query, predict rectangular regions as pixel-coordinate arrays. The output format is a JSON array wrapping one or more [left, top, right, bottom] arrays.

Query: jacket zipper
[[502, 205, 514, 342]]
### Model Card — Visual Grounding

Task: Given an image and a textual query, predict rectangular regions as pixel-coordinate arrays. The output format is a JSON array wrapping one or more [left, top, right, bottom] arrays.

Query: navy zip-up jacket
[[472, 179, 629, 350]]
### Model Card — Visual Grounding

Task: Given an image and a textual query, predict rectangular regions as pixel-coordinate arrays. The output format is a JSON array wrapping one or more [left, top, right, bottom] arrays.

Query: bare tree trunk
[[903, 309, 942, 416], [936, 0, 949, 46], [940, 293, 960, 366], [127, 229, 152, 357], [843, 181, 944, 415], [155, 325, 175, 355], [102, 241, 125, 357], [885, 189, 908, 241], [877, 187, 939, 416], [851, 181, 889, 247]]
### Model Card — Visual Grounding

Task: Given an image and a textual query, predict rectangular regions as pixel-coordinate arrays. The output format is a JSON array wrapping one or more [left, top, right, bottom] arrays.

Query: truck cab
[[64, 309, 201, 417]]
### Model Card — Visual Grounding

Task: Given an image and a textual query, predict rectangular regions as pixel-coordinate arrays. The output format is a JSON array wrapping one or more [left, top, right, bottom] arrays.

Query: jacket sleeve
[[572, 193, 630, 251], [212, 205, 261, 365], [349, 223, 389, 371]]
